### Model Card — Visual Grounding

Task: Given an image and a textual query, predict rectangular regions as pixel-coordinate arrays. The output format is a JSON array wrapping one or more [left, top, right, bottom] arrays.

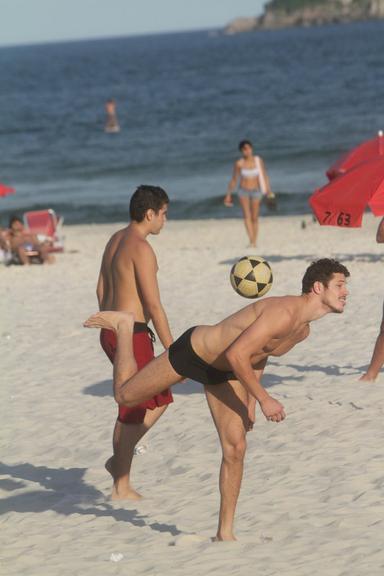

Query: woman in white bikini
[[224, 139, 273, 247]]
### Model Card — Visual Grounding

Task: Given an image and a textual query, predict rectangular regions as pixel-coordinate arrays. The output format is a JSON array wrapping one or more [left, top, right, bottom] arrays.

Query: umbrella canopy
[[326, 131, 384, 181], [0, 183, 15, 197], [310, 156, 384, 228]]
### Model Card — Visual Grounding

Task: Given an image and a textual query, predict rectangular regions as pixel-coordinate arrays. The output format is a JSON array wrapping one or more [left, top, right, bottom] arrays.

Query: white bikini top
[[240, 156, 260, 179], [239, 156, 268, 194]]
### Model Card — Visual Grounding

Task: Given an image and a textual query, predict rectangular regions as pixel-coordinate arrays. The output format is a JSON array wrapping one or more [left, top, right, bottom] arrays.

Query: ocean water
[[1, 21, 384, 225]]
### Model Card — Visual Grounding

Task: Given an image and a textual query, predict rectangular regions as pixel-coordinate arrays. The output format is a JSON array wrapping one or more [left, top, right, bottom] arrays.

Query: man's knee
[[222, 436, 247, 463], [114, 389, 135, 407]]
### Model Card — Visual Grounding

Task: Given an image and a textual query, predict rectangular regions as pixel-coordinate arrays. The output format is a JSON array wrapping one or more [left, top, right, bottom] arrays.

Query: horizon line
[[0, 25, 224, 50]]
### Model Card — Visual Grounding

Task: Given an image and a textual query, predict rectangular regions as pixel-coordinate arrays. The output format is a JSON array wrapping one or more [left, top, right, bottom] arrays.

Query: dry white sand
[[1, 214, 384, 576]]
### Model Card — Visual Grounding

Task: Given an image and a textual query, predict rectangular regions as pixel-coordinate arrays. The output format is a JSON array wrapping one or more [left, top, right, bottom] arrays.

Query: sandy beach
[[1, 214, 384, 576]]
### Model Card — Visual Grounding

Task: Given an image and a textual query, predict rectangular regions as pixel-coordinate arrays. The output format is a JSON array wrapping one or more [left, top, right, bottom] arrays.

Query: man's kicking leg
[[204, 380, 249, 541], [106, 405, 167, 500], [84, 311, 182, 405]]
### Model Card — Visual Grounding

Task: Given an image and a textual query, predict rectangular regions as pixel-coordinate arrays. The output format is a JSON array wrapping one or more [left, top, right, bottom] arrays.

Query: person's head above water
[[302, 258, 350, 313], [238, 139, 254, 158], [129, 185, 169, 234]]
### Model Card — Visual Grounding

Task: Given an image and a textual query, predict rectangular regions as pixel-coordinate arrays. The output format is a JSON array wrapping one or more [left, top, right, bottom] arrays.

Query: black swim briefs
[[168, 327, 236, 386]]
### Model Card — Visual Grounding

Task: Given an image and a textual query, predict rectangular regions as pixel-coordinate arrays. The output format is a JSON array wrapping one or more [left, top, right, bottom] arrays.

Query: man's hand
[[247, 395, 257, 431], [260, 396, 286, 423]]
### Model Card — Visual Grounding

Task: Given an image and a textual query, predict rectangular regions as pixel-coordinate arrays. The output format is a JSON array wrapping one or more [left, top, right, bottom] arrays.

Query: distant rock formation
[[224, 0, 384, 34]]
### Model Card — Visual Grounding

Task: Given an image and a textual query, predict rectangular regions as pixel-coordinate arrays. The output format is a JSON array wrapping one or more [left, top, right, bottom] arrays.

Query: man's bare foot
[[111, 485, 143, 501], [83, 311, 134, 333], [212, 533, 237, 542], [105, 457, 142, 501], [359, 373, 376, 382]]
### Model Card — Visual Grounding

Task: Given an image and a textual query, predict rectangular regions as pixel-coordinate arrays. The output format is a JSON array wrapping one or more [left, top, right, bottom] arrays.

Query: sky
[[0, 0, 266, 47]]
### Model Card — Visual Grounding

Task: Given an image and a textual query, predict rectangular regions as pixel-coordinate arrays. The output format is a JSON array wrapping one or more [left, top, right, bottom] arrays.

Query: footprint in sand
[[169, 534, 207, 546]]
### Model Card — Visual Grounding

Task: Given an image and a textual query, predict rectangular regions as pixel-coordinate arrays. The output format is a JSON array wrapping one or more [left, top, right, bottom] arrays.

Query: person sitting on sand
[[224, 139, 274, 248], [360, 217, 384, 381], [84, 258, 350, 541], [8, 215, 53, 265]]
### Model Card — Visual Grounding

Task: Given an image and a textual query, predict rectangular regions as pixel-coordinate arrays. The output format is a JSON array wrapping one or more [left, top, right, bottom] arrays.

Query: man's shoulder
[[123, 236, 156, 266], [255, 296, 298, 325]]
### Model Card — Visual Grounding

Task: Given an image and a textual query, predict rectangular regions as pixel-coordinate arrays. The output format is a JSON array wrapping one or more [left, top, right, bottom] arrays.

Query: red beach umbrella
[[326, 131, 384, 180], [0, 183, 15, 197], [310, 156, 384, 228]]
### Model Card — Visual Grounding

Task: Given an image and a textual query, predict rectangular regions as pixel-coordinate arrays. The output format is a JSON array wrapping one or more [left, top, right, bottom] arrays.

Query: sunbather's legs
[[17, 246, 30, 265]]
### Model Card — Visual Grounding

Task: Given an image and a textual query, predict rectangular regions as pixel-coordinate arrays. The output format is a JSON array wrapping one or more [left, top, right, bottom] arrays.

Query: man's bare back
[[192, 296, 310, 372], [97, 227, 155, 322]]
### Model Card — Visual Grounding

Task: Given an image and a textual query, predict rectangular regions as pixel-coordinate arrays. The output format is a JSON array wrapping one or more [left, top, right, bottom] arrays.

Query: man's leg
[[84, 312, 181, 405], [106, 405, 168, 500], [204, 380, 249, 541], [17, 246, 30, 265], [360, 307, 384, 381], [38, 244, 55, 264]]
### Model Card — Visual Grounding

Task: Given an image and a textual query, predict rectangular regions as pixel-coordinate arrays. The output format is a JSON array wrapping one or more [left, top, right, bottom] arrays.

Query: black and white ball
[[230, 256, 273, 299]]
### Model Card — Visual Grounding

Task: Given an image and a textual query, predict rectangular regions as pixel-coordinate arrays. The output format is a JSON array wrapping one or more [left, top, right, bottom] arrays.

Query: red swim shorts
[[100, 324, 173, 424]]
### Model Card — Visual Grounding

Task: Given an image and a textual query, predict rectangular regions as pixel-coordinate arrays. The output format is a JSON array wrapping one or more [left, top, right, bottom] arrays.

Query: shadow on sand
[[82, 372, 301, 399], [272, 361, 365, 376], [220, 252, 384, 267], [0, 462, 182, 536]]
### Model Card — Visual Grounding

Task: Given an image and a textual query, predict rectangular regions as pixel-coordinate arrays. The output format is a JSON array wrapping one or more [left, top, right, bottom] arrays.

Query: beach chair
[[23, 209, 64, 253]]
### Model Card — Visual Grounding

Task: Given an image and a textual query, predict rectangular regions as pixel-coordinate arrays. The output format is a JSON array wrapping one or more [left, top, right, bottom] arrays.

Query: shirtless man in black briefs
[[84, 258, 349, 541]]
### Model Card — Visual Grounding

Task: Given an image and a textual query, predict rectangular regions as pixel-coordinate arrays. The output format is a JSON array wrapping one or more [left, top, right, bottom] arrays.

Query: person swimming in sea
[[104, 99, 120, 133]]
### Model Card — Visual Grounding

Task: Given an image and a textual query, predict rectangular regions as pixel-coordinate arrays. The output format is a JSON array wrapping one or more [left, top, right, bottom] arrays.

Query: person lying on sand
[[84, 258, 349, 541]]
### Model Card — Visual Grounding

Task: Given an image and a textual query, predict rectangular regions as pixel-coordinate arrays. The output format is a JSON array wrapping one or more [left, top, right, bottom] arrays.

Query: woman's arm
[[258, 157, 273, 196], [224, 161, 241, 206]]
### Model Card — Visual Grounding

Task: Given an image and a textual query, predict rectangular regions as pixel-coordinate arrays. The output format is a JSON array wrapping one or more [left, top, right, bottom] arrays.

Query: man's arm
[[247, 358, 267, 430], [135, 243, 173, 349], [376, 217, 384, 243], [225, 309, 292, 422], [96, 268, 104, 310]]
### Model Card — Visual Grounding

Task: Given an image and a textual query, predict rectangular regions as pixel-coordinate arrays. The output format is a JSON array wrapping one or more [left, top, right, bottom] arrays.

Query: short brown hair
[[302, 259, 350, 294], [129, 185, 169, 222]]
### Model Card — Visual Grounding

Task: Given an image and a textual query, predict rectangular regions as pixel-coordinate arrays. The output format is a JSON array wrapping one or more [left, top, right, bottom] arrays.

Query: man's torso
[[192, 296, 310, 371], [99, 227, 152, 322]]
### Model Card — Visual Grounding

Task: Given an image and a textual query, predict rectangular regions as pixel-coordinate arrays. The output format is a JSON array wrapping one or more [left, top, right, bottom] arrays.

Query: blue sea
[[1, 21, 384, 225]]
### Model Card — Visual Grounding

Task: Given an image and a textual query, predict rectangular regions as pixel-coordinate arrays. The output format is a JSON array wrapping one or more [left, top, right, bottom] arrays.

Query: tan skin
[[96, 204, 173, 500], [105, 99, 119, 131], [9, 220, 53, 265], [360, 217, 384, 382], [224, 143, 273, 247], [85, 273, 348, 541]]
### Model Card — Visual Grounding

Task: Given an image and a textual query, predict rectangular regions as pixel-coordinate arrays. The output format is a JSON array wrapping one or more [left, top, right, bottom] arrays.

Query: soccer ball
[[230, 256, 273, 299]]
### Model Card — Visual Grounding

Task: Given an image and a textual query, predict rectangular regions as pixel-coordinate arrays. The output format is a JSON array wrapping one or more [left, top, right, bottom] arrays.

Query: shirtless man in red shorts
[[96, 185, 173, 500], [86, 258, 349, 539], [360, 216, 384, 381]]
